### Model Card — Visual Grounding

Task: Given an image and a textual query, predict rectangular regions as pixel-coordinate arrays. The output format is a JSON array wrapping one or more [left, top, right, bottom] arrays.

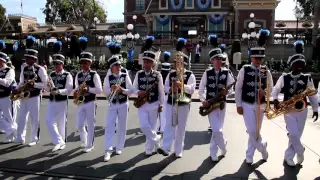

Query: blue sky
[[1, 0, 296, 23]]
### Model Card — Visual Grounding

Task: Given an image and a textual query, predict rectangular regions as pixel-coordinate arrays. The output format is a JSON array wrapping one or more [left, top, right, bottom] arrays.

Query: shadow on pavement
[[212, 160, 267, 180], [66, 126, 105, 142], [0, 144, 27, 156], [184, 130, 210, 150], [270, 161, 302, 180], [159, 156, 223, 179], [47, 152, 148, 179]]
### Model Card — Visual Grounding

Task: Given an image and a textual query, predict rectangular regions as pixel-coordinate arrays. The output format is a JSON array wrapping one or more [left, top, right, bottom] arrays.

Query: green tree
[[295, 0, 319, 43], [42, 0, 107, 33], [0, 4, 6, 27]]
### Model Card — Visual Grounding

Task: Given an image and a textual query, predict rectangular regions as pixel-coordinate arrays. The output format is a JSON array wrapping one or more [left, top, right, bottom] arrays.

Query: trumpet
[[265, 87, 316, 119], [171, 51, 191, 126], [108, 77, 124, 104], [73, 82, 87, 105], [10, 75, 37, 101]]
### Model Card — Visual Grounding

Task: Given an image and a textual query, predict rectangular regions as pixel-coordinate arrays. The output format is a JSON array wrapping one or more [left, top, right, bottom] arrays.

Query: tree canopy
[[0, 4, 6, 27], [42, 0, 106, 30], [295, 0, 319, 43]]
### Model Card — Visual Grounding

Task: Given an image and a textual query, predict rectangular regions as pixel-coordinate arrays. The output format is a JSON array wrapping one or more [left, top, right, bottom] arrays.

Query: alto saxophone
[[199, 82, 235, 116], [10, 75, 38, 101], [73, 82, 87, 105], [265, 87, 317, 119], [133, 81, 158, 108]]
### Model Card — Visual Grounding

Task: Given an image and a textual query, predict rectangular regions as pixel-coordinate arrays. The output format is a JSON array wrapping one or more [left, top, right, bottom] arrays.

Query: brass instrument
[[9, 75, 37, 101], [47, 75, 58, 101], [265, 87, 316, 119], [108, 77, 124, 105], [73, 82, 87, 105], [199, 82, 235, 116], [133, 81, 158, 108], [171, 51, 191, 126]]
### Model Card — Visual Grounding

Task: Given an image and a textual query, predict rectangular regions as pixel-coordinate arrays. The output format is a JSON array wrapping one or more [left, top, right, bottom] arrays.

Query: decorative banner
[[169, 0, 184, 12], [155, 15, 171, 25], [196, 0, 210, 11], [208, 14, 228, 24]]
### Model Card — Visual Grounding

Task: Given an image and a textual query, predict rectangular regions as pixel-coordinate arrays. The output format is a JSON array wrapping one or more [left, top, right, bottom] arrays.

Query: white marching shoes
[[221, 141, 228, 156], [297, 147, 305, 165], [104, 152, 111, 162], [83, 146, 94, 153], [52, 143, 66, 152], [80, 141, 87, 148]]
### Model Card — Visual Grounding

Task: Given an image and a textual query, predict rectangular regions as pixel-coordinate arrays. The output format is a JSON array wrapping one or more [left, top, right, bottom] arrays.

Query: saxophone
[[133, 81, 158, 108], [199, 82, 235, 116], [265, 87, 317, 119], [10, 75, 38, 101], [73, 81, 87, 105]]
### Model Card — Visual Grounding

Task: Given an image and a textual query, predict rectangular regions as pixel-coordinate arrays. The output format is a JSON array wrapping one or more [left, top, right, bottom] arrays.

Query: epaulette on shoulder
[[302, 73, 311, 76], [185, 70, 193, 74], [282, 72, 288, 76], [243, 64, 251, 67], [137, 70, 144, 74]]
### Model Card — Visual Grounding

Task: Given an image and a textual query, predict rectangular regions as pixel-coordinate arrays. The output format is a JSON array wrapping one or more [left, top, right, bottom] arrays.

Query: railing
[[7, 13, 37, 20]]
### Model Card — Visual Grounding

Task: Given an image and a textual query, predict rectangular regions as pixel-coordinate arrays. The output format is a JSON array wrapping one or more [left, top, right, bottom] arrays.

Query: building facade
[[124, 0, 280, 38]]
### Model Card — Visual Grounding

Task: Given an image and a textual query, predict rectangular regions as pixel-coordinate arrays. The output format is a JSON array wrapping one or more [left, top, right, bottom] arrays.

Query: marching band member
[[103, 42, 132, 161], [132, 36, 164, 156], [198, 35, 235, 161], [157, 51, 171, 134], [220, 44, 230, 69], [106, 42, 128, 75], [15, 36, 48, 146], [74, 36, 103, 152], [272, 41, 318, 166], [46, 41, 73, 152], [6, 58, 20, 125], [235, 30, 273, 164], [157, 38, 196, 158], [0, 40, 17, 143]]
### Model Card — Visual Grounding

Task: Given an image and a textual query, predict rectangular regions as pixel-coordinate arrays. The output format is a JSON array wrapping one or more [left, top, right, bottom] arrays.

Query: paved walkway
[[0, 100, 319, 179]]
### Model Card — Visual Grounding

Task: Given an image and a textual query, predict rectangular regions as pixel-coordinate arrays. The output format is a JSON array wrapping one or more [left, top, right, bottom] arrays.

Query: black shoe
[[157, 148, 169, 156], [208, 127, 212, 133]]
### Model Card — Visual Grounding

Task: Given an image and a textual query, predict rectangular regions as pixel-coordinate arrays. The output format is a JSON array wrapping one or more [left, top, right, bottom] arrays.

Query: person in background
[[195, 42, 201, 63]]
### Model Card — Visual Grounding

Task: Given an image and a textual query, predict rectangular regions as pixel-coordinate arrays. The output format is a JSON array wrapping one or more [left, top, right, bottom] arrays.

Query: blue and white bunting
[[169, 0, 184, 12], [208, 14, 227, 24], [155, 15, 171, 25], [196, 0, 210, 11]]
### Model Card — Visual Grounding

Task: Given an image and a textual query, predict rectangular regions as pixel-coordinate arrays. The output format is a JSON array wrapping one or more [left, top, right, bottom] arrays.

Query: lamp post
[[132, 15, 137, 34], [241, 13, 259, 63], [17, 22, 22, 46]]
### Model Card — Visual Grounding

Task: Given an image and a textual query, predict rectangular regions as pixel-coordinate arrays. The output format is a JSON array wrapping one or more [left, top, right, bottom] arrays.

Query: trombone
[[171, 51, 191, 126]]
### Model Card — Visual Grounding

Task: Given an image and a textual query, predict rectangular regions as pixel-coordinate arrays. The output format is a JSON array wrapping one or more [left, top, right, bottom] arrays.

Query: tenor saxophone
[[73, 82, 87, 105], [9, 75, 38, 101], [265, 87, 316, 119]]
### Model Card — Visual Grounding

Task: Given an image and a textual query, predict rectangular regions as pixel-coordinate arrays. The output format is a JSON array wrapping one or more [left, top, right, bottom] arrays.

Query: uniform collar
[[290, 72, 301, 78], [55, 69, 65, 75], [250, 63, 261, 69]]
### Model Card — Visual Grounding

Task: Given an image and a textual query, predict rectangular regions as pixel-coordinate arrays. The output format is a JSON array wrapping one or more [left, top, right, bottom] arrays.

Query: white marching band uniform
[[272, 42, 319, 166], [16, 59, 48, 146], [158, 38, 196, 158], [75, 41, 103, 152], [133, 68, 164, 155], [46, 70, 73, 151], [198, 67, 234, 161], [0, 52, 17, 143], [235, 64, 273, 163], [103, 55, 132, 161], [159, 69, 196, 157]]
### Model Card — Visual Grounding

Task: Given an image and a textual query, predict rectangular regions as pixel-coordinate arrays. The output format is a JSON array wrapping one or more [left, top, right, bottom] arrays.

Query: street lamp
[[132, 15, 137, 21]]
